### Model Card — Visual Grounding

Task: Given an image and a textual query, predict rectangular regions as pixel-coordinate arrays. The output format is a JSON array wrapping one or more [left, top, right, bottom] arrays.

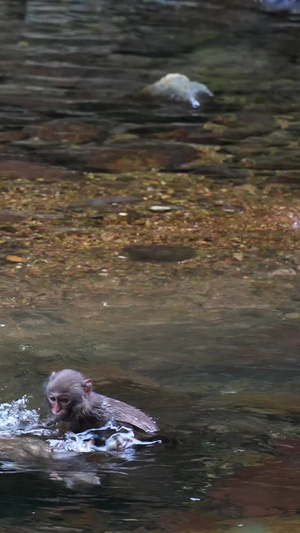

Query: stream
[[1, 0, 300, 532]]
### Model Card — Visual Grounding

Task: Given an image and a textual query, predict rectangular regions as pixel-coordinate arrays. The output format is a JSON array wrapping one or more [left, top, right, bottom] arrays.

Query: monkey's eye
[[49, 396, 56, 403], [59, 397, 70, 405]]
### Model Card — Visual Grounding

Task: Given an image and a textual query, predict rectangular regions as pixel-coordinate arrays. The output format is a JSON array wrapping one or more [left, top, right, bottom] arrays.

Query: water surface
[[1, 0, 300, 531]]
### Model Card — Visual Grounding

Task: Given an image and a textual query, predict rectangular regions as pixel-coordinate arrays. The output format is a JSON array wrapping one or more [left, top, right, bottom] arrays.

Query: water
[[1, 0, 300, 531], [1, 305, 300, 530]]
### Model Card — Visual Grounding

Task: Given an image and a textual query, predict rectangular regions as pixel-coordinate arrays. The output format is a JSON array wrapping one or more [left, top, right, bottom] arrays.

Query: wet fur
[[46, 369, 158, 434]]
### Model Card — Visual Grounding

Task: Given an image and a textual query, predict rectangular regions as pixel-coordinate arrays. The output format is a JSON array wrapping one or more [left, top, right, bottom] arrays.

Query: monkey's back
[[90, 392, 158, 434]]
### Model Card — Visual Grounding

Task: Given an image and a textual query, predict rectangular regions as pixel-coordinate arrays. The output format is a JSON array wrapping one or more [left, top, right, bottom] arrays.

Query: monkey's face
[[47, 392, 72, 421]]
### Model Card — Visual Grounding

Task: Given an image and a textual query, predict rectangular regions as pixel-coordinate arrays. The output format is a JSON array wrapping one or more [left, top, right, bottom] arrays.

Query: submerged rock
[[25, 121, 103, 144], [52, 471, 101, 490], [0, 160, 69, 182], [256, 0, 300, 12], [0, 130, 26, 142], [0, 437, 51, 461], [83, 143, 198, 172], [78, 196, 142, 208], [123, 244, 196, 262], [143, 73, 213, 108], [0, 209, 29, 222]]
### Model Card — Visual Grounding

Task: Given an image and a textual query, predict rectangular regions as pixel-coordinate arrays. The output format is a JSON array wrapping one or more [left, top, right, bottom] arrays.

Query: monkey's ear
[[83, 379, 92, 396]]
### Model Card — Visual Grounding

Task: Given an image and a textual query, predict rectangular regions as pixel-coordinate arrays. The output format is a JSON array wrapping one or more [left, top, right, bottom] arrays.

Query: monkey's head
[[46, 369, 92, 421]]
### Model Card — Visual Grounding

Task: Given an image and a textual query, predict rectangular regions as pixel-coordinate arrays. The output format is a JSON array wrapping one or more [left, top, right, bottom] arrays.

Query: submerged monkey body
[[46, 369, 158, 434]]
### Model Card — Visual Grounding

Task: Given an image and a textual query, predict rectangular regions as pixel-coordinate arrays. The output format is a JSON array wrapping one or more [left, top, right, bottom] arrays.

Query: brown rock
[[5, 255, 24, 263], [84, 143, 199, 172], [79, 196, 142, 208], [0, 210, 29, 221], [0, 130, 26, 142], [26, 121, 101, 144], [0, 160, 69, 181]]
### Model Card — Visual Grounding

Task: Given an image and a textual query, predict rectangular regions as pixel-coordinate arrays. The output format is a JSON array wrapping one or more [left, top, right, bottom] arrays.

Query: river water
[[1, 0, 300, 532]]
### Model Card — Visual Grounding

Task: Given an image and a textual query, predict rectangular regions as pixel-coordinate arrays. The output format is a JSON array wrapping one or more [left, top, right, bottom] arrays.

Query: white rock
[[143, 73, 213, 108]]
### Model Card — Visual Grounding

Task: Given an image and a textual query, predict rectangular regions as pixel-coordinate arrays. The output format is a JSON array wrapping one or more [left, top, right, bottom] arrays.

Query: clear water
[[1, 0, 300, 531]]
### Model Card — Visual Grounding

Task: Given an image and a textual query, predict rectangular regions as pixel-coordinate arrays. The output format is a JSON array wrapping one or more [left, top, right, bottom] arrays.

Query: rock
[[5, 255, 24, 263], [123, 244, 196, 262], [0, 437, 51, 461], [0, 130, 26, 142], [284, 312, 300, 319], [78, 196, 142, 208], [267, 268, 297, 277], [52, 471, 101, 489], [143, 73, 213, 108], [25, 121, 103, 144], [257, 0, 300, 13], [83, 143, 198, 172], [12, 309, 67, 328], [0, 210, 29, 221], [0, 160, 69, 182], [149, 205, 174, 212]]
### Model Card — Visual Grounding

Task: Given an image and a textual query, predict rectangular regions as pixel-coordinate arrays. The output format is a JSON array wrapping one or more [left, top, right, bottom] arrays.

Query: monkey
[[46, 369, 159, 435]]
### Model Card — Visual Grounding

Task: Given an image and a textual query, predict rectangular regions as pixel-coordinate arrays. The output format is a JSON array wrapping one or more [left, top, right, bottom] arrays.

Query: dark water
[[2, 304, 300, 531], [1, 0, 300, 531]]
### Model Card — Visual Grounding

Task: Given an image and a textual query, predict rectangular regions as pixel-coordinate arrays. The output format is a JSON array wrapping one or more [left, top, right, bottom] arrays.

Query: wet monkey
[[46, 369, 158, 434]]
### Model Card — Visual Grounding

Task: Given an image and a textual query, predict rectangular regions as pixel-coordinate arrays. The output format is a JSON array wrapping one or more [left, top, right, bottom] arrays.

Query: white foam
[[0, 396, 40, 436], [48, 426, 161, 455]]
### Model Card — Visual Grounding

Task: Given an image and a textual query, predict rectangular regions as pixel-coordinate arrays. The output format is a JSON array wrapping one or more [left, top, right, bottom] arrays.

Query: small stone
[[268, 268, 296, 277], [233, 252, 244, 261], [150, 205, 172, 212], [5, 255, 24, 263], [284, 312, 300, 319]]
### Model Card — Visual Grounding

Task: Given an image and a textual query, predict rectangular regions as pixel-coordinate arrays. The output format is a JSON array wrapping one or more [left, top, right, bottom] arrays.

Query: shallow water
[[1, 300, 300, 530], [1, 0, 300, 531]]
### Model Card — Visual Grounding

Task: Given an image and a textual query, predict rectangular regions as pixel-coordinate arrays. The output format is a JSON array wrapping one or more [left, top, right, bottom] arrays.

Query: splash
[[103, 427, 161, 452], [47, 431, 95, 455], [48, 425, 161, 456], [0, 396, 41, 436]]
